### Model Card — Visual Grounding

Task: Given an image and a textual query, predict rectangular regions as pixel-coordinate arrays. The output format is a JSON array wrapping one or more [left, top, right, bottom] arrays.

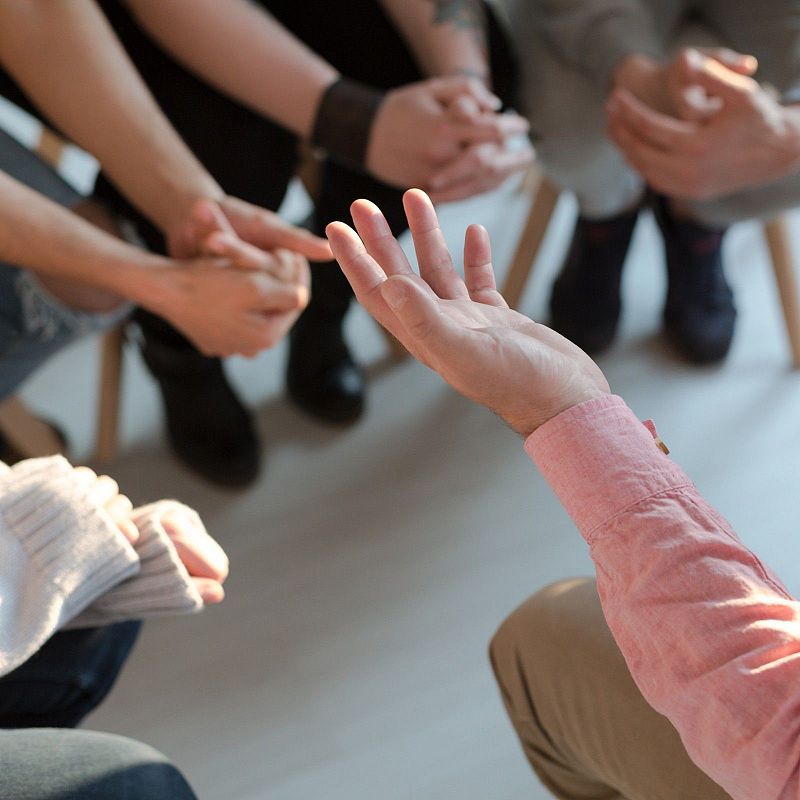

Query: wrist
[[106, 252, 178, 312], [311, 77, 385, 171]]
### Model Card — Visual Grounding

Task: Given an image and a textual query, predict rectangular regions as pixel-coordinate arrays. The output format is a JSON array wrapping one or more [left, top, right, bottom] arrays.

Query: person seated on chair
[[328, 188, 800, 799], [0, 0, 333, 473], [500, 0, 800, 365], [8, 0, 530, 487], [0, 127, 316, 465], [0, 454, 228, 799]]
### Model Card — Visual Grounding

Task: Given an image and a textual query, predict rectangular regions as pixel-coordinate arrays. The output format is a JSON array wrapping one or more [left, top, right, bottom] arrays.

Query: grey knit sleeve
[[67, 501, 213, 628], [0, 456, 140, 677], [538, 0, 664, 90]]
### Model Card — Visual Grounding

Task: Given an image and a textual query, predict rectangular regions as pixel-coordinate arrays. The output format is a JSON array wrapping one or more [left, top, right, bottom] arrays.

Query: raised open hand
[[326, 189, 609, 436]]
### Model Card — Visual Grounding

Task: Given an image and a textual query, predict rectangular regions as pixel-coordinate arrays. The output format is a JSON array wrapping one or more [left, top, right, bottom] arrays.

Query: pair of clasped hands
[[607, 46, 798, 201], [160, 76, 531, 360]]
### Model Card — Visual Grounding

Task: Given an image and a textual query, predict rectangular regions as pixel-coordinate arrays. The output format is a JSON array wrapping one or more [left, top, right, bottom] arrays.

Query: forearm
[[528, 396, 800, 799], [0, 0, 221, 232], [122, 0, 338, 139], [539, 0, 662, 89], [380, 0, 489, 82], [0, 171, 172, 309]]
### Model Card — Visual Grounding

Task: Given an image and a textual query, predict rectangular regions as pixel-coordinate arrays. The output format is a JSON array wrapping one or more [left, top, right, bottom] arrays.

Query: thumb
[[380, 276, 465, 356]]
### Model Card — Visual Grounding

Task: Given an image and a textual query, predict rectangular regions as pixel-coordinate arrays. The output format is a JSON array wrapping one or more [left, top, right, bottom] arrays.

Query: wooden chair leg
[[94, 326, 125, 462], [501, 177, 561, 310], [763, 218, 800, 369], [0, 396, 66, 458]]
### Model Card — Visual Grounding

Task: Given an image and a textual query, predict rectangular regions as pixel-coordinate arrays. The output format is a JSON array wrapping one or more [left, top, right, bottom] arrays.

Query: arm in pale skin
[[0, 169, 170, 307], [379, 0, 489, 84], [0, 173, 310, 358], [0, 0, 221, 233], [121, 0, 338, 139]]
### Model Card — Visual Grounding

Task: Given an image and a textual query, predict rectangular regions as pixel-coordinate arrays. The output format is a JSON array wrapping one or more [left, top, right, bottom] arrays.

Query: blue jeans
[[0, 129, 131, 402], [0, 623, 197, 799], [0, 263, 131, 402]]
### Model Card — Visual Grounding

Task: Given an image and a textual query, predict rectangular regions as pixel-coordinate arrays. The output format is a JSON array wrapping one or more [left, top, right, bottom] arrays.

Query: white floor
[[18, 174, 800, 799]]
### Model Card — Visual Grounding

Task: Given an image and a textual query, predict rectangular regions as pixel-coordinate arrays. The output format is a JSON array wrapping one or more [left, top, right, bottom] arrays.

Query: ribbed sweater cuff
[[0, 456, 140, 626], [69, 501, 205, 627]]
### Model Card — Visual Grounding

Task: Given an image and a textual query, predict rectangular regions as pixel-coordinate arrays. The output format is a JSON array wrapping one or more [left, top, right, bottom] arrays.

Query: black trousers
[[0, 622, 141, 729], [0, 1, 515, 352]]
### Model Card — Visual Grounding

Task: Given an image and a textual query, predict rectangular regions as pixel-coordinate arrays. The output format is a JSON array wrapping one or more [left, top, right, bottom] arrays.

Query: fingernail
[[382, 279, 408, 310]]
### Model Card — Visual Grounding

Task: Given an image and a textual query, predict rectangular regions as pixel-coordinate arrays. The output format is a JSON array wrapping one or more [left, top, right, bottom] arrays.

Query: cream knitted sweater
[[0, 455, 216, 678]]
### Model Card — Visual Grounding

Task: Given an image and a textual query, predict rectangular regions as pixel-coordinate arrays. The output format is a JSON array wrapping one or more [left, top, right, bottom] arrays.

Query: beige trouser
[[489, 578, 732, 800]]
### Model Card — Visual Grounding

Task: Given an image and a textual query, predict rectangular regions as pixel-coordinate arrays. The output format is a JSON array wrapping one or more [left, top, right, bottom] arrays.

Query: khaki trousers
[[489, 578, 732, 800]]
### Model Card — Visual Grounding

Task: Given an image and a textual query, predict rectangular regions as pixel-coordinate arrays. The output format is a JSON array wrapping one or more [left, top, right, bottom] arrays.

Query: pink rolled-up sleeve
[[526, 394, 800, 800]]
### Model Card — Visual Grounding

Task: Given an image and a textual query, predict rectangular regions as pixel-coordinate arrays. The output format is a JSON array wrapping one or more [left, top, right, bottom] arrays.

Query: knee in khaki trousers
[[489, 578, 731, 800]]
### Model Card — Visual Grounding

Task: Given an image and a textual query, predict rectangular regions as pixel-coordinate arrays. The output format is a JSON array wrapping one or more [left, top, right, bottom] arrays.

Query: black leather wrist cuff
[[311, 77, 384, 171]]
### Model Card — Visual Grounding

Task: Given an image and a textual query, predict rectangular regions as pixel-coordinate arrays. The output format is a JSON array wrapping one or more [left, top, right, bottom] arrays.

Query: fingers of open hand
[[326, 219, 419, 343], [464, 224, 506, 308], [402, 189, 469, 300], [326, 220, 388, 300], [160, 509, 229, 584], [349, 199, 414, 278]]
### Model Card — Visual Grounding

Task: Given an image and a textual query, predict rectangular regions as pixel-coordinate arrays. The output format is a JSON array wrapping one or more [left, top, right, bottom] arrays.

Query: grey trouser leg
[[489, 579, 731, 800], [505, 0, 685, 219], [0, 729, 197, 800]]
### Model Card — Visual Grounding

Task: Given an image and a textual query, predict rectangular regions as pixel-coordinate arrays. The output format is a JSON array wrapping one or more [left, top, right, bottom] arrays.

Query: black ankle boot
[[652, 196, 736, 364], [286, 310, 365, 425], [137, 314, 261, 488], [549, 208, 640, 354]]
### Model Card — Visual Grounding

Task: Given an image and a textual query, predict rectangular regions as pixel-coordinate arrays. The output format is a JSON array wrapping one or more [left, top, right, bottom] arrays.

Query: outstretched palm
[[326, 189, 609, 437]]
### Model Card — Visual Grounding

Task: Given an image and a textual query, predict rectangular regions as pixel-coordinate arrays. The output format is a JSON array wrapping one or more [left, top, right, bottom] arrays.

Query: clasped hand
[[367, 76, 534, 203], [607, 48, 800, 201]]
